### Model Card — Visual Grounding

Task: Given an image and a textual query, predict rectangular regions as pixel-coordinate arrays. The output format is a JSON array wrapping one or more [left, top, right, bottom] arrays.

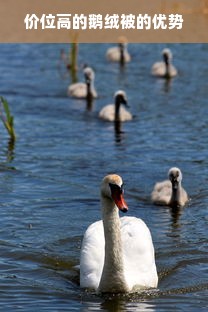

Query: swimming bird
[[99, 90, 132, 122], [67, 66, 97, 98], [151, 48, 178, 78], [80, 174, 158, 293], [151, 167, 188, 208], [106, 37, 131, 65]]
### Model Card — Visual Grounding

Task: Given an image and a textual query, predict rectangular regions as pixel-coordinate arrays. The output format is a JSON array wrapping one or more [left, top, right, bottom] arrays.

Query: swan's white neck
[[98, 196, 128, 293]]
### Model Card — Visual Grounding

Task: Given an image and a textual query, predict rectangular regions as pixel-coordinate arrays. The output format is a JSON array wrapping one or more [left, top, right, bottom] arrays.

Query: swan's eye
[[109, 183, 123, 194]]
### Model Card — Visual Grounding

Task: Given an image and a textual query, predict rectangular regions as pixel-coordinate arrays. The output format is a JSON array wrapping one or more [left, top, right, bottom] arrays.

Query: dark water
[[0, 43, 207, 311]]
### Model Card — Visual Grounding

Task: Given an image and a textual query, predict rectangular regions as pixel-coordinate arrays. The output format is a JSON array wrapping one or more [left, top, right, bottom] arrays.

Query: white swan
[[151, 167, 188, 208], [67, 67, 97, 98], [106, 37, 131, 64], [80, 174, 158, 293], [99, 90, 132, 122], [151, 48, 178, 78]]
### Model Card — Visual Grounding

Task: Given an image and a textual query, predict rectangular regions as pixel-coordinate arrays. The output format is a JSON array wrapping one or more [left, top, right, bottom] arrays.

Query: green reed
[[0, 96, 16, 142]]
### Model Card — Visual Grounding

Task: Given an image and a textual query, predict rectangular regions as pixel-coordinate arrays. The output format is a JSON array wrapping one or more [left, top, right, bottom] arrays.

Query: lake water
[[0, 43, 207, 311]]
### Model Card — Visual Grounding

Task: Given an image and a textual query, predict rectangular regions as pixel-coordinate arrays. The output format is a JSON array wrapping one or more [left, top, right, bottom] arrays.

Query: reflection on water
[[86, 96, 94, 112], [0, 43, 207, 311], [7, 138, 15, 162], [170, 206, 184, 227], [101, 298, 156, 312], [80, 291, 158, 312], [114, 120, 124, 143], [162, 78, 172, 93]]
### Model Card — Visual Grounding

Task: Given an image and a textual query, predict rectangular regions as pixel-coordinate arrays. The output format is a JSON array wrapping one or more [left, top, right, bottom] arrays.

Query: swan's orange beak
[[109, 183, 128, 213]]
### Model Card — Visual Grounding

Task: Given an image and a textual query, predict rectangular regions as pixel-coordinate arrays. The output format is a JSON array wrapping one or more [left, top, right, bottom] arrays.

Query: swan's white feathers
[[121, 217, 158, 289], [80, 220, 104, 290], [151, 180, 172, 205], [99, 104, 132, 122], [151, 48, 177, 77], [99, 90, 132, 122], [67, 67, 97, 98], [80, 216, 158, 291], [68, 82, 87, 98], [80, 174, 158, 293], [151, 62, 177, 77], [151, 168, 188, 207], [106, 46, 131, 63]]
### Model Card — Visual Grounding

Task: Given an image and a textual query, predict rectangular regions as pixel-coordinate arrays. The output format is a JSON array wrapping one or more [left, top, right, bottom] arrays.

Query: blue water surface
[[0, 43, 207, 311]]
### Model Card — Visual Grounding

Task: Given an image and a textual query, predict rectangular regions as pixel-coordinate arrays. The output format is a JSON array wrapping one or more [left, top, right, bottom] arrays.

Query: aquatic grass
[[0, 96, 16, 142], [69, 38, 79, 83], [58, 35, 79, 82]]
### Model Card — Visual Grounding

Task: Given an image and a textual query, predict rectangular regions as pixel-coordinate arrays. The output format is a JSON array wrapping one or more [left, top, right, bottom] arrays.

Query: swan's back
[[80, 216, 157, 291], [67, 82, 87, 98], [151, 62, 177, 77], [121, 217, 158, 290], [106, 46, 131, 63], [99, 104, 132, 122], [151, 180, 172, 205]]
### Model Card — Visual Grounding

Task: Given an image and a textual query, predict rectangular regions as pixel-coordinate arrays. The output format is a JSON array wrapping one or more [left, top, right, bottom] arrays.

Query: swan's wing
[[180, 187, 189, 206], [91, 88, 98, 98], [106, 47, 130, 62], [119, 106, 133, 121], [151, 61, 165, 76], [67, 82, 86, 98], [106, 47, 120, 61], [151, 62, 177, 77], [169, 64, 178, 76], [121, 217, 158, 289], [80, 220, 104, 290], [99, 105, 132, 122], [99, 104, 115, 121], [151, 180, 171, 205], [124, 51, 131, 62]]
